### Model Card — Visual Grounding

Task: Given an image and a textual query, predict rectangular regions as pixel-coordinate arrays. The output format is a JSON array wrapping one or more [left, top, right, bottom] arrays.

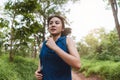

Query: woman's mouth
[[50, 29, 56, 32]]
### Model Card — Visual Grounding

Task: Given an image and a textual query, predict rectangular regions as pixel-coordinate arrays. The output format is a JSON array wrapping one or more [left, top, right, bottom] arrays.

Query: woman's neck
[[51, 34, 61, 41]]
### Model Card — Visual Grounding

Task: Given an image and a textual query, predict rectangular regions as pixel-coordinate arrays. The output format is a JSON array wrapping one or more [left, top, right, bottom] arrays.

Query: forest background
[[0, 0, 120, 80]]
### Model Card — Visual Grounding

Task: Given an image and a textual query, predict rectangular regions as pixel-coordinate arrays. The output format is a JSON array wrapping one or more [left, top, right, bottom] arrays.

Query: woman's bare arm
[[46, 37, 81, 69]]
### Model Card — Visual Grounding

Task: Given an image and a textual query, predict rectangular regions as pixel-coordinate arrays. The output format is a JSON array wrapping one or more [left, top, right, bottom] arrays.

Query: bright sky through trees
[[67, 0, 120, 41], [0, 0, 120, 42]]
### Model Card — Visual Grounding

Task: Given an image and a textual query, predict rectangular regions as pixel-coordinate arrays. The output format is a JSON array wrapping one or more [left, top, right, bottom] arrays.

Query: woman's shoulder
[[66, 36, 75, 44], [39, 40, 47, 49]]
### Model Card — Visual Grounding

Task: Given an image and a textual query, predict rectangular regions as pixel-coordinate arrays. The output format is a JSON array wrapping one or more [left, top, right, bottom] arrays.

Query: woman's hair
[[47, 15, 71, 36]]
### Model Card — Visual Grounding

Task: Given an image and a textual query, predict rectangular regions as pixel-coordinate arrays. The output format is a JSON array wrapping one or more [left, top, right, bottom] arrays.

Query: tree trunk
[[9, 0, 17, 62], [109, 0, 120, 40], [9, 25, 14, 62], [33, 35, 37, 58], [9, 12, 16, 62], [42, 17, 46, 41]]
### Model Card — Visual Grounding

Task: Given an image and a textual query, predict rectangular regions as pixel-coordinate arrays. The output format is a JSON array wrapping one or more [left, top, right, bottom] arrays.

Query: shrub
[[80, 58, 120, 80], [0, 54, 38, 80]]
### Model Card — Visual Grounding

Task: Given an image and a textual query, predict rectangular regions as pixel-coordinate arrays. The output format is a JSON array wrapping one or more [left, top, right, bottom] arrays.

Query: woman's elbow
[[74, 62, 81, 70], [76, 63, 81, 70]]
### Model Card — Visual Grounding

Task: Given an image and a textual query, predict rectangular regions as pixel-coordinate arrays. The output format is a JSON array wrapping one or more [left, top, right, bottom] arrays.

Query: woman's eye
[[49, 22, 53, 25], [55, 21, 59, 24]]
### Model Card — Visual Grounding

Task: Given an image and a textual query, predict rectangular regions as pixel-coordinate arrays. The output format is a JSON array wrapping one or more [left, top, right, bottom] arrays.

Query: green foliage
[[77, 28, 120, 61], [77, 41, 89, 56], [80, 58, 120, 80], [13, 56, 38, 80], [103, 0, 120, 8], [3, 0, 80, 59], [118, 0, 120, 7], [3, 0, 44, 59], [96, 30, 120, 61], [0, 55, 18, 80], [0, 18, 9, 54], [77, 28, 106, 57], [0, 18, 9, 28], [0, 54, 38, 80]]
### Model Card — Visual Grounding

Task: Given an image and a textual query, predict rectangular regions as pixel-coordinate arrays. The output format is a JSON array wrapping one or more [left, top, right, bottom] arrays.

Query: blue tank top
[[39, 36, 72, 80]]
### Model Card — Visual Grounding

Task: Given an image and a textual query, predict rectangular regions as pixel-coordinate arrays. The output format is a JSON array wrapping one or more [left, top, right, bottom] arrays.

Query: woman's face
[[48, 17, 64, 36]]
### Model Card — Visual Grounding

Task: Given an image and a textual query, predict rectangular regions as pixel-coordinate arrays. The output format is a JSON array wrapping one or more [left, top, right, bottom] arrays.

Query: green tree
[[3, 0, 80, 61], [77, 27, 120, 61], [36, 0, 79, 41], [4, 0, 44, 60], [97, 29, 120, 61], [77, 28, 107, 58], [104, 0, 120, 40], [0, 18, 9, 55]]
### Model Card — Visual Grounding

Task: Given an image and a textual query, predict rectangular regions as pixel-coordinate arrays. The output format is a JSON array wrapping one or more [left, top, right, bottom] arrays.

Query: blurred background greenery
[[0, 0, 120, 80]]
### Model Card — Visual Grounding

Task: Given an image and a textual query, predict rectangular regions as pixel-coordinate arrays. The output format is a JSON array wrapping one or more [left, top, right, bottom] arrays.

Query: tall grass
[[1, 54, 120, 80], [0, 54, 38, 80], [80, 58, 120, 80]]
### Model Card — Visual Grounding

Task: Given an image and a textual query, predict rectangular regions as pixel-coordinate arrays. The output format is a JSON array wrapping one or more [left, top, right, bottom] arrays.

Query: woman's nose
[[51, 22, 56, 27]]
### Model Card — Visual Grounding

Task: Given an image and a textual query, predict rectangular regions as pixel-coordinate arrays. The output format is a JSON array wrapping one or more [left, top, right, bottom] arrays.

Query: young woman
[[35, 15, 81, 80]]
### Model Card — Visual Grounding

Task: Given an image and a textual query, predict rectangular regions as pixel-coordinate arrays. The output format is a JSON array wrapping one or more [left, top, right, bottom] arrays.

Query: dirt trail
[[72, 70, 102, 80]]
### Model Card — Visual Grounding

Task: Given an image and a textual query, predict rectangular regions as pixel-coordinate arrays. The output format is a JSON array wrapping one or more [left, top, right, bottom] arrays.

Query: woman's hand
[[35, 70, 43, 80], [46, 37, 58, 50]]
